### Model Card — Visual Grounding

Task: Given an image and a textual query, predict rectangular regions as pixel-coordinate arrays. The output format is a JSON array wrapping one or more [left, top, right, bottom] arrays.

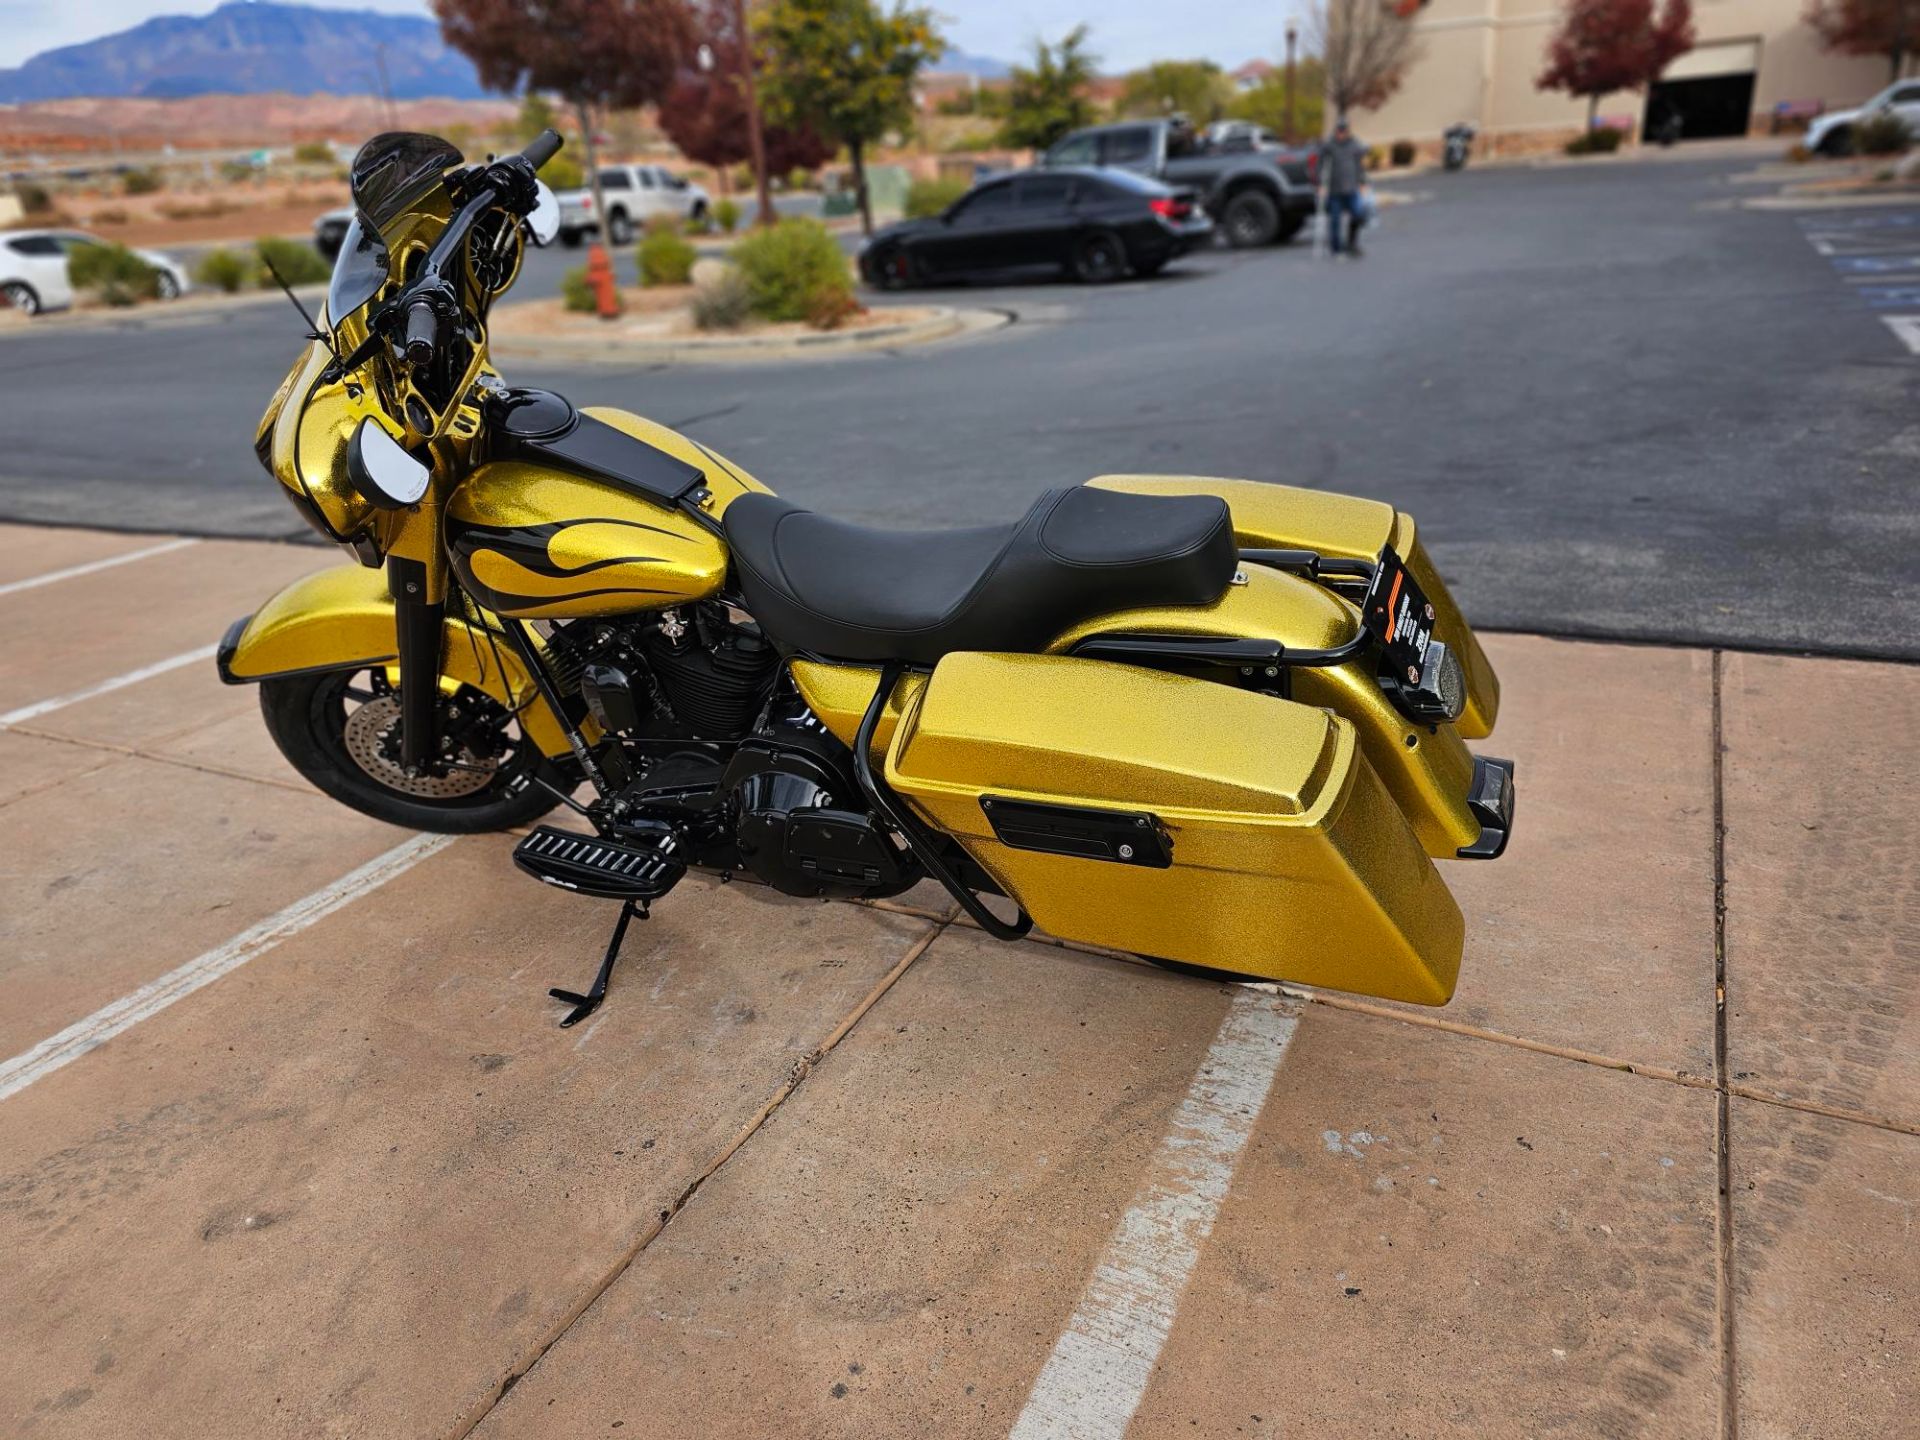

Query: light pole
[[1284, 22, 1298, 144]]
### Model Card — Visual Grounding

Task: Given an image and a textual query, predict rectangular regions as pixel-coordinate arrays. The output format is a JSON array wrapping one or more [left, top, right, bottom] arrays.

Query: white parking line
[[1882, 316, 1920, 353], [0, 833, 454, 1102], [1008, 990, 1299, 1440], [0, 537, 197, 599], [0, 642, 218, 729]]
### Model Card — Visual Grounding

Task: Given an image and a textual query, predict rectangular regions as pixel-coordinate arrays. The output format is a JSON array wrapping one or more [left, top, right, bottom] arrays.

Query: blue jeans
[[1326, 191, 1365, 253]]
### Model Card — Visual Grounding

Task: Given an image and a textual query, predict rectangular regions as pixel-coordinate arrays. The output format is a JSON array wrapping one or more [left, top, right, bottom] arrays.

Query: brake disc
[[342, 694, 496, 799]]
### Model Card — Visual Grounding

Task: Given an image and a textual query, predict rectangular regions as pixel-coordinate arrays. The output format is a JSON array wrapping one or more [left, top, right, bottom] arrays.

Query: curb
[[491, 304, 1006, 366], [0, 282, 326, 339], [1744, 186, 1920, 211]]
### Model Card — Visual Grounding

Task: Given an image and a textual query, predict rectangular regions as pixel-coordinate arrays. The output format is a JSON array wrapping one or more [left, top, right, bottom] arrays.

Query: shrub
[[714, 196, 741, 234], [1786, 142, 1813, 163], [1366, 145, 1387, 169], [17, 183, 53, 215], [539, 151, 584, 192], [160, 197, 239, 221], [219, 158, 257, 184], [561, 264, 596, 312], [730, 163, 754, 191], [1389, 139, 1416, 168], [253, 235, 330, 287], [638, 224, 697, 285], [1565, 126, 1626, 156], [731, 217, 852, 324], [68, 242, 160, 306], [905, 176, 969, 219], [803, 281, 863, 330], [1854, 111, 1911, 156], [196, 247, 255, 293], [293, 141, 334, 165], [691, 268, 751, 330], [122, 167, 164, 196], [90, 207, 129, 225], [786, 166, 816, 191]]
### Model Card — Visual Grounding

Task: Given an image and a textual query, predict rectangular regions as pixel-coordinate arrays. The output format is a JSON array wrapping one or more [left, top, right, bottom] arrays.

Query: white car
[[1806, 78, 1920, 156], [0, 230, 190, 316], [556, 164, 711, 246]]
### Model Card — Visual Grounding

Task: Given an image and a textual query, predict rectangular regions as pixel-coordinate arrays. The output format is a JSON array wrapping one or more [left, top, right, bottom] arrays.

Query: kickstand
[[549, 899, 647, 1028]]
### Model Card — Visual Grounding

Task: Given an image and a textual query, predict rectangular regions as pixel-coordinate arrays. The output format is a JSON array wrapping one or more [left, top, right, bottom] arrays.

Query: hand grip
[[402, 299, 441, 367], [521, 128, 563, 171]]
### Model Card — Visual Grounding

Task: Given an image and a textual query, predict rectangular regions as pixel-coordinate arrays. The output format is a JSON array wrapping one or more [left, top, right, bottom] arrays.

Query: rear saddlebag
[[883, 652, 1465, 1005]]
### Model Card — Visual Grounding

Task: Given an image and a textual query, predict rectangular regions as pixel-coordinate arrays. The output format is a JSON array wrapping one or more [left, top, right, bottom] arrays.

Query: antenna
[[260, 250, 342, 368]]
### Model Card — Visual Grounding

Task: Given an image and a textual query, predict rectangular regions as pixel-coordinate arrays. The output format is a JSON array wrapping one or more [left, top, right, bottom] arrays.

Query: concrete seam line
[[0, 537, 197, 598], [1009, 990, 1300, 1440], [0, 642, 219, 728], [3, 722, 323, 801], [449, 917, 948, 1440], [0, 832, 455, 1102]]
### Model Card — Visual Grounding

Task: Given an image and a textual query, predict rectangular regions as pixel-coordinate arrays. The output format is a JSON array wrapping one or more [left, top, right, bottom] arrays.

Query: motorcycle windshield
[[326, 215, 388, 330]]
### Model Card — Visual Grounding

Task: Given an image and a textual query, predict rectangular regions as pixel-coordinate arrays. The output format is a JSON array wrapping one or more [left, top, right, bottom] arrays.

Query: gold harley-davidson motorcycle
[[219, 131, 1514, 1024]]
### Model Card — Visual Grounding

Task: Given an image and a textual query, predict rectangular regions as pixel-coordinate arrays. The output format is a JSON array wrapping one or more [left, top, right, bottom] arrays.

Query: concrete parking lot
[[0, 521, 1915, 1438]]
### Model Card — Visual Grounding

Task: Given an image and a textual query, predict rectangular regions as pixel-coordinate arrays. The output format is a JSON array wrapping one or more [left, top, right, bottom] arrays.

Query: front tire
[[1071, 229, 1127, 283], [260, 667, 567, 834], [606, 209, 635, 246], [873, 243, 916, 290], [3, 282, 41, 316], [155, 271, 181, 301], [1220, 189, 1281, 248], [1818, 126, 1853, 158]]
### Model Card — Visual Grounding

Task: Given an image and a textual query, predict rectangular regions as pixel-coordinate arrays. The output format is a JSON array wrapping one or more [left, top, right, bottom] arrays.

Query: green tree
[[757, 0, 943, 235], [1225, 61, 1326, 142], [515, 91, 558, 142], [997, 25, 1099, 152], [1115, 59, 1231, 123]]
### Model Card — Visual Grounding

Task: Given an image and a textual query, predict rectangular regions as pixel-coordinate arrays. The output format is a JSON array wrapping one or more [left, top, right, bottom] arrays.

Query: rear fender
[[216, 562, 577, 758], [1046, 564, 1480, 858], [1085, 475, 1500, 739]]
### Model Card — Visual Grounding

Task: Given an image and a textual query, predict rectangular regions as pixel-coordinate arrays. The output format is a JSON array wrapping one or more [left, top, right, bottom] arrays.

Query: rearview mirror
[[347, 417, 430, 508], [525, 181, 560, 247]]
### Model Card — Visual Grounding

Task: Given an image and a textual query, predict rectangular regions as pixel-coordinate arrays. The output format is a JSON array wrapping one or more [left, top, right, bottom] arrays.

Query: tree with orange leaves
[[1536, 0, 1696, 131]]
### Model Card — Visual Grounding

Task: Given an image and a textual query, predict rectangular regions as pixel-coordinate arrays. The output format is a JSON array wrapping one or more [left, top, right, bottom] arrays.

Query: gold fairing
[[221, 563, 577, 757], [792, 566, 1479, 858], [445, 409, 769, 620], [885, 653, 1465, 1004], [1086, 475, 1500, 739]]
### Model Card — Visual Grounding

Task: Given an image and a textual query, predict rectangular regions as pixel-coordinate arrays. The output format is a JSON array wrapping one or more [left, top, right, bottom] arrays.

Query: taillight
[[1149, 196, 1190, 220]]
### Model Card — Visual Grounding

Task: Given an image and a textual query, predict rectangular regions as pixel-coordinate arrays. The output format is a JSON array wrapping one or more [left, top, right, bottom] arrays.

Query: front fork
[[382, 499, 450, 773]]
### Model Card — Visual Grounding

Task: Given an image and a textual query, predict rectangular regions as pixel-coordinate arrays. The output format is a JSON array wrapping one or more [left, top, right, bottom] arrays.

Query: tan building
[[1356, 0, 1896, 154]]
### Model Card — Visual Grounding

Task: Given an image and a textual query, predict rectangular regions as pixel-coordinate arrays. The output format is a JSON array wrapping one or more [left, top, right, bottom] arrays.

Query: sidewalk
[[0, 522, 1912, 1439]]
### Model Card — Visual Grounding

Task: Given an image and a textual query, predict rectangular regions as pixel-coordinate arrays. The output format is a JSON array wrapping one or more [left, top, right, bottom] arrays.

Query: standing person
[[1318, 116, 1370, 258]]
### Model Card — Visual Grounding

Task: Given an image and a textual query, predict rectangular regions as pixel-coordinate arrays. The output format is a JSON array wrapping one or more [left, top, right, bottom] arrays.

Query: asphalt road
[[3, 151, 1916, 659]]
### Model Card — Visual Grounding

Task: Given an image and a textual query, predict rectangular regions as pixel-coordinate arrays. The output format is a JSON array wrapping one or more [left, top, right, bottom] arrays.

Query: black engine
[[549, 604, 918, 899]]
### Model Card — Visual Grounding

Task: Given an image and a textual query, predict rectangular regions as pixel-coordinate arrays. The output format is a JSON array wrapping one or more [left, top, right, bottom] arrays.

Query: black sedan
[[858, 167, 1212, 289]]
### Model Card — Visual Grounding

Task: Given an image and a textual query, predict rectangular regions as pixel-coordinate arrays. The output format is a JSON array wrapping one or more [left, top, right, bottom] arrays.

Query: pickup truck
[[1041, 119, 1317, 247], [555, 164, 712, 247]]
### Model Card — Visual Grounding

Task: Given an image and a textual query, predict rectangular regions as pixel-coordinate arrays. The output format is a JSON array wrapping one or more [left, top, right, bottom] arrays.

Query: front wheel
[[2, 282, 41, 316], [872, 243, 917, 290], [260, 667, 567, 833], [155, 271, 181, 301], [1818, 127, 1853, 158]]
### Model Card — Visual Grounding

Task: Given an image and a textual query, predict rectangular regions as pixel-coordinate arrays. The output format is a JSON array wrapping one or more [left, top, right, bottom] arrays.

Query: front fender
[[216, 563, 575, 758]]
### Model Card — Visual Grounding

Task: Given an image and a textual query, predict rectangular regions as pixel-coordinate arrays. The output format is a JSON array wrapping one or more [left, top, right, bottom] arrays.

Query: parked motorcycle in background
[[1443, 123, 1476, 171]]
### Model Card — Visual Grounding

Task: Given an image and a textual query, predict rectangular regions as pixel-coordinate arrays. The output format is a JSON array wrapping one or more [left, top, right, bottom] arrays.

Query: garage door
[[1663, 39, 1760, 82]]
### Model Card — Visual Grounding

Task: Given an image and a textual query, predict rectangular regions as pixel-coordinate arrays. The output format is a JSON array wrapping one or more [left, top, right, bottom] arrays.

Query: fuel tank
[[446, 405, 768, 620]]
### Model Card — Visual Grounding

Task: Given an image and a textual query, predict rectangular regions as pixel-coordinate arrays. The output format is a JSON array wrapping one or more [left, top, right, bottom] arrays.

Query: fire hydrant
[[586, 243, 621, 320]]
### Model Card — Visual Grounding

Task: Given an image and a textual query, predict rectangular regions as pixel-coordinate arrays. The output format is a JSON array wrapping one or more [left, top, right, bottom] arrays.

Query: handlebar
[[402, 299, 443, 368], [520, 128, 563, 172]]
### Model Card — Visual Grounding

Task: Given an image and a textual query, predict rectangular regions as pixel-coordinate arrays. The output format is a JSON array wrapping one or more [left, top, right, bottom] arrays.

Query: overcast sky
[[0, 0, 1299, 74]]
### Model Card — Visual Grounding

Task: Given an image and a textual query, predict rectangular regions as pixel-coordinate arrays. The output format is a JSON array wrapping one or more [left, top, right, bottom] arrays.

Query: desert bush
[[691, 268, 752, 330], [90, 208, 129, 225], [68, 242, 161, 306], [905, 176, 969, 218], [1786, 142, 1814, 163], [539, 152, 584, 192], [1366, 145, 1387, 169], [159, 197, 239, 221], [254, 235, 330, 286], [293, 141, 334, 165], [1565, 126, 1626, 156], [731, 163, 755, 191], [219, 159, 258, 184], [1854, 111, 1912, 155], [122, 167, 164, 196], [17, 183, 53, 215], [714, 196, 741, 234], [638, 224, 697, 285], [786, 166, 816, 190], [803, 281, 863, 330], [561, 265, 596, 313], [731, 217, 852, 325], [1389, 139, 1416, 167], [196, 247, 255, 293]]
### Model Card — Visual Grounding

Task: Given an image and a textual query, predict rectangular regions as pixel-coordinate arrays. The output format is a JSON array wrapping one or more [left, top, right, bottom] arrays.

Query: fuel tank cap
[[487, 387, 577, 441]]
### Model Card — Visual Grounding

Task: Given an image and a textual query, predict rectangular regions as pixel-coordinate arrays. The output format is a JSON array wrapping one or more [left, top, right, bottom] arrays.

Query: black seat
[[722, 486, 1236, 664]]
